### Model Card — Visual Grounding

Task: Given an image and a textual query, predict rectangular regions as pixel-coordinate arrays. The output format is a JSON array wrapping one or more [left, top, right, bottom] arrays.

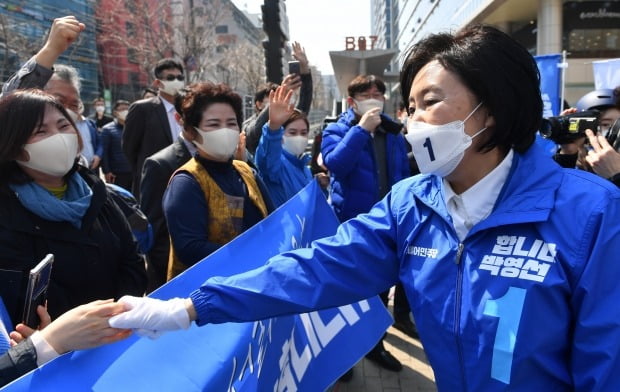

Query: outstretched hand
[[40, 299, 131, 354], [36, 16, 85, 69], [267, 86, 295, 131], [109, 296, 191, 339]]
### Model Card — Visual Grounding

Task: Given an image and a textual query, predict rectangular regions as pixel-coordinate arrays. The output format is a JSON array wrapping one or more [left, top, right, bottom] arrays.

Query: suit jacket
[[140, 137, 192, 292], [122, 96, 173, 199]]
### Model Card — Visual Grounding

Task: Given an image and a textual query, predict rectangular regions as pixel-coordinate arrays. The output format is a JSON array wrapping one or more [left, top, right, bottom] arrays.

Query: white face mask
[[159, 79, 184, 96], [354, 98, 384, 116], [95, 105, 105, 114], [116, 110, 128, 121], [17, 133, 79, 177], [282, 135, 308, 157], [193, 127, 239, 161], [405, 102, 486, 177]]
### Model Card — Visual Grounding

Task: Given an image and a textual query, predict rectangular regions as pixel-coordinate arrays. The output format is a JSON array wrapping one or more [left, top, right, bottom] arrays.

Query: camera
[[540, 110, 598, 144], [605, 118, 620, 150]]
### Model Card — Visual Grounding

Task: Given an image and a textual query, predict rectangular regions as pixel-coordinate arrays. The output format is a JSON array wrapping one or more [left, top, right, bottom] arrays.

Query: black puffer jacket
[[0, 166, 147, 323]]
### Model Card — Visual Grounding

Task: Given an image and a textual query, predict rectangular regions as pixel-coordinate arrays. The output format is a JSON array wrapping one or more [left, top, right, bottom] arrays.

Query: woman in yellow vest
[[163, 82, 274, 280]]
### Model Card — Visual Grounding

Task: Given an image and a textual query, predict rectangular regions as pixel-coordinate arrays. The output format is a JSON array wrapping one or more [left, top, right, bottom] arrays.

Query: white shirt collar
[[442, 149, 514, 241], [161, 97, 181, 140], [179, 132, 197, 156], [161, 96, 175, 112]]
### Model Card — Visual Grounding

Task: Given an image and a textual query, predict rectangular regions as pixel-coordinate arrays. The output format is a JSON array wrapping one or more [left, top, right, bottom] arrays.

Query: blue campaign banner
[[3, 180, 392, 391], [0, 298, 13, 356], [535, 54, 562, 118]]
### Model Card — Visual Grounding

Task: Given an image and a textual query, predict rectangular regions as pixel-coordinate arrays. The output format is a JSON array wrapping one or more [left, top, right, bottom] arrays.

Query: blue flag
[[3, 181, 392, 391], [535, 54, 562, 117], [535, 54, 563, 156]]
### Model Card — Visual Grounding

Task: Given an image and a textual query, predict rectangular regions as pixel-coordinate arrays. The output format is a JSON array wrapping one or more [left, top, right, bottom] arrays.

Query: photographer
[[552, 87, 620, 186]]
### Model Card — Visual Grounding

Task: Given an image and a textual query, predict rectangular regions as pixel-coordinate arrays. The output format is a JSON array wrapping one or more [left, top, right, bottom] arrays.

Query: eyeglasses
[[162, 74, 184, 81]]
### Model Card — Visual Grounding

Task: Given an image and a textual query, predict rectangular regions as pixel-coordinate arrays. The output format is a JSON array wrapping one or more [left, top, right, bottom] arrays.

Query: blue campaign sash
[[3, 180, 392, 391]]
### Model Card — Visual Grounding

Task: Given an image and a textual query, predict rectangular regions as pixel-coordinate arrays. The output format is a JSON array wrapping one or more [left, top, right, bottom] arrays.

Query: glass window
[[566, 28, 620, 58]]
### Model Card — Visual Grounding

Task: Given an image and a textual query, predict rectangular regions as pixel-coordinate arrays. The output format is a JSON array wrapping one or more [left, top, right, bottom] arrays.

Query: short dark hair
[[153, 58, 184, 80], [400, 24, 542, 153], [283, 109, 309, 130], [180, 82, 243, 131], [0, 89, 82, 186], [92, 96, 104, 105], [347, 75, 386, 97], [173, 88, 189, 115], [113, 99, 130, 111], [614, 86, 620, 109], [254, 82, 278, 104]]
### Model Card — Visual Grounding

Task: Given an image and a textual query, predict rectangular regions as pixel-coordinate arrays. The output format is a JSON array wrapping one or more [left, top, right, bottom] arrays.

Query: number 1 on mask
[[423, 137, 436, 161]]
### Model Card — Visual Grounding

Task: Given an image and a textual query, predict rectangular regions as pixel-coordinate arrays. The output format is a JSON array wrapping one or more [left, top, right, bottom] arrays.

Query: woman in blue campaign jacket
[[254, 92, 313, 207], [110, 25, 620, 391]]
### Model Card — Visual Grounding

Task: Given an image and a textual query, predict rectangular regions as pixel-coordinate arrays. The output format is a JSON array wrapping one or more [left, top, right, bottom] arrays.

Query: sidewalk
[[332, 314, 437, 392]]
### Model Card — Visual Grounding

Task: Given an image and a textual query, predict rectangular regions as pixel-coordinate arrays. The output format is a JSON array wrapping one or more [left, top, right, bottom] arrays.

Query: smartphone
[[21, 254, 54, 327], [288, 60, 300, 75]]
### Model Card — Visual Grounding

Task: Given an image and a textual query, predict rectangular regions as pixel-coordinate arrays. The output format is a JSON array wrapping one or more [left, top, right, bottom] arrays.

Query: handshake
[[109, 296, 193, 339]]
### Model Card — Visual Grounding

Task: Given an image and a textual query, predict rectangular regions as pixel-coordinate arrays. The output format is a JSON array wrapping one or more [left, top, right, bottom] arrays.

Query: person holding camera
[[552, 87, 620, 186]]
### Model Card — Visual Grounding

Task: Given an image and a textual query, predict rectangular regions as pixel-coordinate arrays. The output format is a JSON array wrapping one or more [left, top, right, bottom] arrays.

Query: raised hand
[[234, 130, 247, 161], [292, 41, 310, 74], [359, 107, 382, 133], [36, 16, 86, 69], [281, 73, 301, 93], [267, 86, 295, 131], [585, 129, 620, 179]]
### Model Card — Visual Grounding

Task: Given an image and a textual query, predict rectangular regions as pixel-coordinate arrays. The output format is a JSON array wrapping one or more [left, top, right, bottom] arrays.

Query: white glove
[[109, 296, 191, 339]]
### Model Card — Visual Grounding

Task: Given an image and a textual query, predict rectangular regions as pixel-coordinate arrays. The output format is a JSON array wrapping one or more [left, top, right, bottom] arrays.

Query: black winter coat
[[0, 167, 147, 323]]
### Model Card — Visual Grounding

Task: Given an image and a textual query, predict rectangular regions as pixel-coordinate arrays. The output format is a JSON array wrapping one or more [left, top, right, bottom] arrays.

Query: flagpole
[[559, 50, 567, 112]]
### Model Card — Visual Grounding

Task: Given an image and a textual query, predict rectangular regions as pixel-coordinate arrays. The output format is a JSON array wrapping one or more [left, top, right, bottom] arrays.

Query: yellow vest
[[167, 158, 268, 280]]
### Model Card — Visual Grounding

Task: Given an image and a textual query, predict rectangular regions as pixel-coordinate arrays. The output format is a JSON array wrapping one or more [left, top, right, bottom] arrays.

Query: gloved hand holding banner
[[3, 180, 392, 391]]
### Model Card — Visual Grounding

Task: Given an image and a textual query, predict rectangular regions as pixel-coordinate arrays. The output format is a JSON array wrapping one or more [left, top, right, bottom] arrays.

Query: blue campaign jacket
[[191, 144, 620, 391], [254, 124, 313, 207], [321, 108, 409, 221]]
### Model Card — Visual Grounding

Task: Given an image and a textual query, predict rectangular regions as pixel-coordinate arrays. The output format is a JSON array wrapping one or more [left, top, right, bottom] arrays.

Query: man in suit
[[122, 58, 185, 199]]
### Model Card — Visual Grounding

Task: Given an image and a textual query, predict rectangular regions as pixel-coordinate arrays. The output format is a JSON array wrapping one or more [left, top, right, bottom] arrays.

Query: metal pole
[[559, 50, 567, 112]]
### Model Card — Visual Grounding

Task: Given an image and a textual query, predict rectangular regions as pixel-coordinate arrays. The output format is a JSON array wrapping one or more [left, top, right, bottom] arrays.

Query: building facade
[[387, 0, 620, 105], [0, 1, 99, 103], [96, 0, 169, 102]]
